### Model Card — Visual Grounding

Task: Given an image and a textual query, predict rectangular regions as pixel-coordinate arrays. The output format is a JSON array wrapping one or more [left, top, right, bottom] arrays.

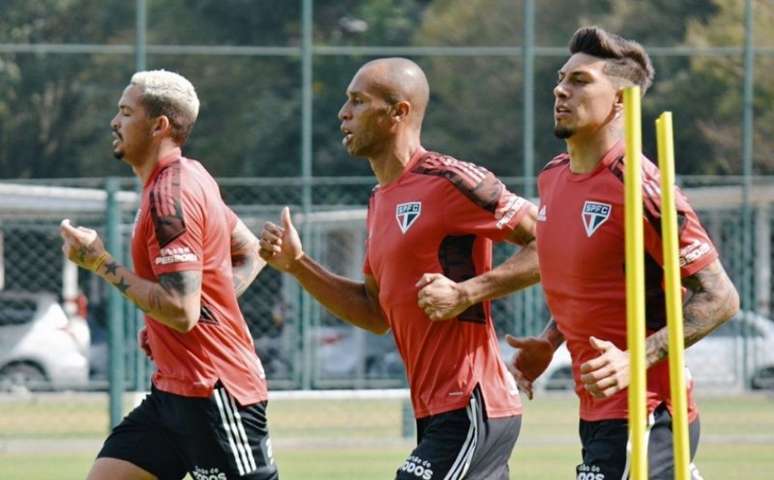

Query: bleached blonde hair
[[131, 70, 200, 145]]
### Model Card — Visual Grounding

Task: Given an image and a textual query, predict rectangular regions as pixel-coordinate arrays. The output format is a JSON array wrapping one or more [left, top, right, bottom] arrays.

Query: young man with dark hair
[[513, 25, 739, 479], [260, 57, 540, 480], [61, 70, 278, 480], [417, 26, 739, 479]]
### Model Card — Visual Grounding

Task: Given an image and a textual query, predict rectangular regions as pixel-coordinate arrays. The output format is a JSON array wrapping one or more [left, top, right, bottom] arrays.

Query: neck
[[565, 122, 622, 174], [131, 141, 180, 184], [368, 130, 422, 186]]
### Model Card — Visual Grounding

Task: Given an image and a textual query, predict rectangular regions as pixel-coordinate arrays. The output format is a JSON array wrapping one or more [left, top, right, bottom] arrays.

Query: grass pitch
[[0, 392, 772, 479]]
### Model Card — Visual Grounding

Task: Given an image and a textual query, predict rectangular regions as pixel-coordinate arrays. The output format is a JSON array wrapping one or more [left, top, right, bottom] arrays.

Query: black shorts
[[577, 402, 702, 480], [396, 386, 521, 480], [98, 384, 278, 480]]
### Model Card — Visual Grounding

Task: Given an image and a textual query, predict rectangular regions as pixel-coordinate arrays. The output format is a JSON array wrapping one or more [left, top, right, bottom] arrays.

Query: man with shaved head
[[259, 58, 540, 479]]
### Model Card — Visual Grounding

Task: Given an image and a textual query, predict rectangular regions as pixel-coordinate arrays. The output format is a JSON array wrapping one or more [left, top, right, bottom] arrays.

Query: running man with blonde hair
[[61, 70, 278, 480]]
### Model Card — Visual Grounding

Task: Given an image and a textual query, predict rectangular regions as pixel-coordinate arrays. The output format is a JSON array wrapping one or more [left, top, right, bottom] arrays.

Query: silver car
[[500, 311, 774, 392], [0, 291, 90, 390]]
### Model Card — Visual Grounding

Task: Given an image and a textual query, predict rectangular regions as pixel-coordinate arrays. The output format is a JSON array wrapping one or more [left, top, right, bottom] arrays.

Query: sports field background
[[1, 392, 772, 479]]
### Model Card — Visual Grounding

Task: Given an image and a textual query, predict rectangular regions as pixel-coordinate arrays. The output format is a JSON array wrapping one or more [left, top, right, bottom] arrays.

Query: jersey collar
[[566, 140, 625, 182], [145, 147, 182, 187], [377, 145, 428, 192]]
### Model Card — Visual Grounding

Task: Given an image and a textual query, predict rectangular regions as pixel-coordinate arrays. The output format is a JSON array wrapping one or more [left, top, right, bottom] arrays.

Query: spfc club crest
[[395, 201, 422, 234], [582, 201, 612, 237]]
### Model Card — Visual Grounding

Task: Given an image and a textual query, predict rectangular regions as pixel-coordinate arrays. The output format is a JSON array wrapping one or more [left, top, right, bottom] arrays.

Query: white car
[[499, 311, 774, 392], [0, 291, 90, 391]]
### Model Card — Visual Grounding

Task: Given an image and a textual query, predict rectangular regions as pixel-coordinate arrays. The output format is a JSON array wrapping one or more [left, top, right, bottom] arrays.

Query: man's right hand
[[506, 334, 555, 400], [259, 206, 304, 272]]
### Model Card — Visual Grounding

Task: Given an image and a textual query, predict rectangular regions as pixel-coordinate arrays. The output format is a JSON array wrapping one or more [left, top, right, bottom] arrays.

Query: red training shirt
[[132, 147, 267, 406], [536, 140, 718, 421], [364, 147, 530, 419]]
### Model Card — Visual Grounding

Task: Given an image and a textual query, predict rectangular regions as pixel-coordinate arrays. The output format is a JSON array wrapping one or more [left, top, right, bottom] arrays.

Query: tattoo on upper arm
[[646, 259, 738, 366], [231, 221, 258, 255], [230, 220, 262, 296], [159, 271, 202, 296]]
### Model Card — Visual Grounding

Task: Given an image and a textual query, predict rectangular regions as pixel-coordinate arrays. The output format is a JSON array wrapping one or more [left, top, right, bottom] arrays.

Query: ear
[[613, 89, 625, 118], [391, 100, 411, 123], [152, 115, 171, 138]]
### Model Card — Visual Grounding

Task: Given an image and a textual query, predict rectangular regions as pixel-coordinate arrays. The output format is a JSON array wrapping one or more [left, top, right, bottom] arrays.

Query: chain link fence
[[1, 176, 772, 394]]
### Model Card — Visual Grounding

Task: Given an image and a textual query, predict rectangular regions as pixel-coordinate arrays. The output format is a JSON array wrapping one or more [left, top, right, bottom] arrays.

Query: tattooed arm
[[644, 258, 740, 367], [230, 218, 266, 297], [60, 219, 203, 333], [580, 259, 740, 398]]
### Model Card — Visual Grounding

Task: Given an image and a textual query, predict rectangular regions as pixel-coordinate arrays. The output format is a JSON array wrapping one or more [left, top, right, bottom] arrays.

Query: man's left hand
[[579, 336, 630, 398], [416, 273, 472, 321]]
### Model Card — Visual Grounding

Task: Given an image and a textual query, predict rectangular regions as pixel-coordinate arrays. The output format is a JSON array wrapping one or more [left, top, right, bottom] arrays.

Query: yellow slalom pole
[[656, 112, 691, 480], [624, 86, 648, 480]]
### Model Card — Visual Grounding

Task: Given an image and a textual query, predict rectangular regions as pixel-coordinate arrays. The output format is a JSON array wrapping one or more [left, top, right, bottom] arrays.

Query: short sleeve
[[643, 182, 718, 278], [443, 170, 530, 242], [146, 171, 205, 276]]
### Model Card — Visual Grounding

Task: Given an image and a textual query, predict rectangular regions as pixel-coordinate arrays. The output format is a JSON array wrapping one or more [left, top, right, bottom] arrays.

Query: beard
[[553, 125, 574, 139]]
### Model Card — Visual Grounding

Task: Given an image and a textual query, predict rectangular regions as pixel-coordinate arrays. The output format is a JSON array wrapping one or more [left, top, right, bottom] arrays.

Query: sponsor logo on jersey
[[680, 239, 711, 267], [582, 201, 612, 237], [154, 246, 198, 265], [495, 194, 526, 229], [399, 455, 434, 479], [396, 201, 422, 234], [537, 204, 547, 222]]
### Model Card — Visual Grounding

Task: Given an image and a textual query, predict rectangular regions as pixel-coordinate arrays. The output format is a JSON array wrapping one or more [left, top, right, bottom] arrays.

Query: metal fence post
[[740, 0, 755, 385], [106, 177, 125, 428]]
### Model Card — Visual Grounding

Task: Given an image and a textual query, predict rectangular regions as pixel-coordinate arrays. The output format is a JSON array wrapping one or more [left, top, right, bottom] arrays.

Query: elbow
[[725, 284, 741, 321], [169, 303, 200, 334]]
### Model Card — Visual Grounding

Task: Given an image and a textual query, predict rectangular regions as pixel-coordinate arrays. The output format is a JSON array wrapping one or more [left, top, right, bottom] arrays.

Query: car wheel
[[751, 367, 774, 390], [0, 362, 48, 392], [545, 366, 575, 391]]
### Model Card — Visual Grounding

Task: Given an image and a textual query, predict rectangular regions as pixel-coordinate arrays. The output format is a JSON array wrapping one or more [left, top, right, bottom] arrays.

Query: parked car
[[498, 311, 774, 392], [0, 291, 90, 391], [314, 325, 405, 381]]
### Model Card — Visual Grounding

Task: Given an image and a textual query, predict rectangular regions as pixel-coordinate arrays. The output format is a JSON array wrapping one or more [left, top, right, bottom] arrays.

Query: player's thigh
[[648, 406, 702, 480], [395, 407, 476, 480], [577, 418, 629, 480], [86, 457, 157, 480], [465, 414, 521, 480], [96, 390, 188, 480], [184, 386, 278, 480]]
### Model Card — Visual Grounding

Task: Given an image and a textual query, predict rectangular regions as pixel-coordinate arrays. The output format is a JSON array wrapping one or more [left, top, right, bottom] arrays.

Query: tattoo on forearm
[[159, 271, 202, 296], [104, 261, 119, 276], [646, 260, 738, 367], [113, 277, 130, 295], [232, 255, 262, 297]]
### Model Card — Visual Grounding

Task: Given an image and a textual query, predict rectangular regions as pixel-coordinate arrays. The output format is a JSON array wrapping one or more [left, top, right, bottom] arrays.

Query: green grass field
[[1, 392, 772, 479]]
